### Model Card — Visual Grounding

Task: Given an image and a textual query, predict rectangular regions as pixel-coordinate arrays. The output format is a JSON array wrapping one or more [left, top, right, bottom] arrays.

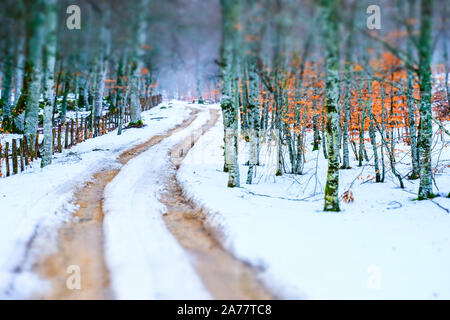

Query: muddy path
[[161, 109, 275, 300], [33, 109, 200, 300], [33, 106, 274, 300]]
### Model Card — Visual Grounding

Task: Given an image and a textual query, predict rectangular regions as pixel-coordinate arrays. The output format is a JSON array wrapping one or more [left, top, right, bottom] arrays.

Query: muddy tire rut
[[161, 109, 274, 300]]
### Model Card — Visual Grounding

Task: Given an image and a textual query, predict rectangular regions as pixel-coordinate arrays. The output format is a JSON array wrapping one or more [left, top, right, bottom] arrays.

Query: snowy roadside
[[102, 105, 215, 300], [178, 115, 450, 299], [0, 100, 192, 299]]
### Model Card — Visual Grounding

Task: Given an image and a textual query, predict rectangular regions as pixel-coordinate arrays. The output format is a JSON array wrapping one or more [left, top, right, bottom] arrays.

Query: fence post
[[52, 128, 56, 154], [76, 118, 79, 144], [5, 142, 10, 177], [84, 118, 88, 141], [65, 124, 69, 149], [23, 136, 29, 165], [35, 131, 39, 159], [29, 134, 34, 159], [12, 139, 18, 175], [57, 124, 62, 152], [19, 139, 25, 172], [70, 119, 74, 147]]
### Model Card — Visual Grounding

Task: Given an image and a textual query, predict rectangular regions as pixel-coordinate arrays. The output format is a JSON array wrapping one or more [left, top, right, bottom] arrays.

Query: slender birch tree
[[1, 24, 13, 129], [403, 0, 420, 180], [220, 0, 241, 188], [129, 0, 149, 126], [341, 0, 357, 169], [318, 0, 341, 212], [23, 0, 45, 139], [41, 0, 57, 167], [416, 0, 434, 199], [245, 0, 264, 184]]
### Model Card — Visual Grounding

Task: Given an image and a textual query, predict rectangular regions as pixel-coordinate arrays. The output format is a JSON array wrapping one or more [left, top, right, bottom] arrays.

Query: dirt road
[[33, 107, 273, 300]]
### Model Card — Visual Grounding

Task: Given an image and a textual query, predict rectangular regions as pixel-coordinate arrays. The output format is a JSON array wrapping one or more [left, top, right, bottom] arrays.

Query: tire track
[[161, 109, 275, 299]]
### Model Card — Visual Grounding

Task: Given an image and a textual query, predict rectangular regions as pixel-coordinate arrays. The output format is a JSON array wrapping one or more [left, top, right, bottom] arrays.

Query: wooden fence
[[0, 94, 162, 178]]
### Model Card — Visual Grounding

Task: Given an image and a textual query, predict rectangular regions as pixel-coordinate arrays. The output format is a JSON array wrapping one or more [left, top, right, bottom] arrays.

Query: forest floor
[[0, 101, 272, 299], [179, 113, 450, 299]]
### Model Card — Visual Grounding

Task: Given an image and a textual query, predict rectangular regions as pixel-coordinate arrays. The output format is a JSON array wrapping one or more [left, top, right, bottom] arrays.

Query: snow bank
[[103, 105, 213, 299], [178, 115, 450, 299], [0, 100, 191, 299]]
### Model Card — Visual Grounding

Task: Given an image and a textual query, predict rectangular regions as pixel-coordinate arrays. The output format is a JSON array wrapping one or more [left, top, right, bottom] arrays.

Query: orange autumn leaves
[[238, 50, 447, 147]]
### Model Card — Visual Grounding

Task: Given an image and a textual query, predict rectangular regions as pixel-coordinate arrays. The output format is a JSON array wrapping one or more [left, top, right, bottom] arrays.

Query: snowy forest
[[0, 0, 449, 300]]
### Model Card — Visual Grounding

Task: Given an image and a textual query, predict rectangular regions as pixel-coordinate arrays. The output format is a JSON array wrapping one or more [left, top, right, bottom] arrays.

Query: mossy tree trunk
[[318, 0, 340, 212], [417, 0, 434, 199]]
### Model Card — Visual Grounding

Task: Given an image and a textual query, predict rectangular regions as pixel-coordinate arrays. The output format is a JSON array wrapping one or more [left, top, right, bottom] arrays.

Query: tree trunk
[[220, 0, 241, 188], [406, 40, 420, 179], [116, 53, 127, 135], [14, 37, 25, 106], [319, 0, 340, 212], [358, 98, 368, 167], [313, 114, 320, 151], [365, 81, 381, 182], [417, 0, 434, 199], [23, 0, 45, 139], [1, 25, 13, 128], [341, 2, 357, 169], [129, 0, 148, 125], [245, 0, 264, 184], [61, 74, 70, 123], [41, 0, 57, 168], [129, 63, 141, 124], [94, 60, 106, 119]]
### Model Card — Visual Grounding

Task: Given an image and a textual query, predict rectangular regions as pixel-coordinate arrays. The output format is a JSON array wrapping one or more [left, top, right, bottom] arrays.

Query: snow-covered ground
[[0, 100, 202, 299], [178, 114, 450, 299], [1, 98, 448, 300]]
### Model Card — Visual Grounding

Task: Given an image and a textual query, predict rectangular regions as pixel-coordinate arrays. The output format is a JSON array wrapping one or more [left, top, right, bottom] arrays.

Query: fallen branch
[[242, 189, 320, 202]]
